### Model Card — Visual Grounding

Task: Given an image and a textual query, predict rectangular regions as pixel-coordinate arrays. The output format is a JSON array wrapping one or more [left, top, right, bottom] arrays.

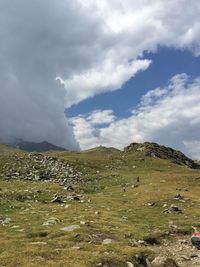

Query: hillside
[[0, 142, 200, 267], [124, 142, 199, 169]]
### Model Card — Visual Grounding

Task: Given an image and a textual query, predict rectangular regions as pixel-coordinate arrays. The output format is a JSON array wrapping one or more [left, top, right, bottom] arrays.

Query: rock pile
[[1, 153, 82, 185]]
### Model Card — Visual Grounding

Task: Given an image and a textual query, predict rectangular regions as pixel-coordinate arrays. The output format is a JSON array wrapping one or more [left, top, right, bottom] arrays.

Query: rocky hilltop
[[124, 142, 200, 169]]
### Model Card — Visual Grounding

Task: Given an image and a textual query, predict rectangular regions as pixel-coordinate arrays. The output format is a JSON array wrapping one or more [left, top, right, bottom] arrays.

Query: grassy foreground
[[0, 146, 200, 266]]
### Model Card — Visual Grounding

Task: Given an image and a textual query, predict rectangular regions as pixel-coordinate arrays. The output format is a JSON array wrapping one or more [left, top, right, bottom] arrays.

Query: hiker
[[191, 232, 200, 249]]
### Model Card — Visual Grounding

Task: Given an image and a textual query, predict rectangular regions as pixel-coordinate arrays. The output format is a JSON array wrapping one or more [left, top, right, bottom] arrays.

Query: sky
[[0, 0, 200, 158]]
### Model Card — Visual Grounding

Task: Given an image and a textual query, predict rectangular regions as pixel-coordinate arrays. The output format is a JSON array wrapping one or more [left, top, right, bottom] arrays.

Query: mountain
[[124, 142, 199, 169], [9, 140, 66, 152]]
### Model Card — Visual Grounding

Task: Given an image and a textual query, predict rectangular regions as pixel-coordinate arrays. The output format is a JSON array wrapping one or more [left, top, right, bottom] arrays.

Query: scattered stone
[[71, 246, 81, 250], [164, 205, 182, 214], [0, 217, 12, 225], [147, 202, 155, 207], [0, 153, 83, 185], [128, 239, 139, 247], [131, 184, 139, 188], [95, 211, 100, 215], [64, 185, 74, 191], [126, 262, 134, 267], [52, 194, 64, 203], [30, 242, 47, 245], [43, 217, 60, 226], [61, 225, 80, 232], [174, 194, 184, 201], [102, 238, 113, 245], [138, 240, 147, 245], [67, 194, 82, 201], [15, 229, 25, 232]]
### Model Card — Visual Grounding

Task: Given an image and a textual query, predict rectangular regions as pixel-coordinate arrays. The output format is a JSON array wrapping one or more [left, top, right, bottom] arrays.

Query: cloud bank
[[71, 74, 200, 159], [0, 1, 200, 149]]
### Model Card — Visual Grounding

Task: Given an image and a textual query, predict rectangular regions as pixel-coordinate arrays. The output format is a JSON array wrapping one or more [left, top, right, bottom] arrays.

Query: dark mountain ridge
[[9, 140, 66, 152]]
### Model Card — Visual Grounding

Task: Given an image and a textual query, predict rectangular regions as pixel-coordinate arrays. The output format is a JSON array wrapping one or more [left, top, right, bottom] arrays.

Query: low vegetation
[[0, 143, 200, 266]]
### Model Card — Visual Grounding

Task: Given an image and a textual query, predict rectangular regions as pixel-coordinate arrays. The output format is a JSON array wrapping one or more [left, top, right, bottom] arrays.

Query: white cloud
[[71, 74, 200, 159], [0, 1, 200, 148], [57, 59, 151, 107], [87, 110, 116, 124], [58, 0, 200, 107]]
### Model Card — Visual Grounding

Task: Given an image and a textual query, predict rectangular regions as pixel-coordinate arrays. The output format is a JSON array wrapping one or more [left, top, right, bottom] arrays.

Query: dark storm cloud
[[0, 0, 103, 149]]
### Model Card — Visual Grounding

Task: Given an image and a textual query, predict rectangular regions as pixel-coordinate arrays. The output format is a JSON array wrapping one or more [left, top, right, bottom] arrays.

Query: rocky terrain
[[125, 142, 199, 169], [0, 153, 82, 186], [0, 142, 200, 267]]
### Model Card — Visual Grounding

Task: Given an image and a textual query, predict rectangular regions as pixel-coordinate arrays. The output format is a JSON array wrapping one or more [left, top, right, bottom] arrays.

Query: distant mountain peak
[[9, 140, 66, 152]]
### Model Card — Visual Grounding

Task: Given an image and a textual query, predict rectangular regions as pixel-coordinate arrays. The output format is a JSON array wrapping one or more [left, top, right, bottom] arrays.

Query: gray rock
[[61, 225, 80, 232], [0, 217, 12, 225], [102, 238, 113, 245], [126, 262, 134, 267], [151, 256, 167, 267], [43, 217, 60, 226]]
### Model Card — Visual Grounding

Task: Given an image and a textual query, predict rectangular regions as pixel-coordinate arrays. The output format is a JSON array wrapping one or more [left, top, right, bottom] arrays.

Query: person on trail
[[191, 232, 200, 249]]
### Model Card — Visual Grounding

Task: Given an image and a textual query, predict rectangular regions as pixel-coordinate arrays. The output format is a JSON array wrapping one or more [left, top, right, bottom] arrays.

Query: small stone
[[174, 194, 184, 201], [30, 242, 47, 245], [126, 262, 134, 267], [102, 238, 113, 245], [147, 202, 155, 206], [71, 246, 81, 250], [95, 211, 100, 215], [1, 217, 12, 225], [43, 217, 60, 226], [51, 194, 64, 203], [61, 225, 80, 232]]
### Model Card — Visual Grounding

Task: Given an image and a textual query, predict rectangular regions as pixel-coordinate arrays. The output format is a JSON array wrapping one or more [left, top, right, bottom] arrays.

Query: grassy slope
[[0, 148, 200, 266]]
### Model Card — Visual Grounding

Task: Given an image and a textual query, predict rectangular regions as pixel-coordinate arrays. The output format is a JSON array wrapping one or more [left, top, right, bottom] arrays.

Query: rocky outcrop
[[124, 142, 200, 169]]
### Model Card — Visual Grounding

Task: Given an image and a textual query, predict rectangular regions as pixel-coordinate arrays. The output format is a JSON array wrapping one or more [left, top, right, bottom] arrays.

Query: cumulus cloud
[[87, 110, 116, 124], [71, 74, 200, 159], [0, 0, 200, 148]]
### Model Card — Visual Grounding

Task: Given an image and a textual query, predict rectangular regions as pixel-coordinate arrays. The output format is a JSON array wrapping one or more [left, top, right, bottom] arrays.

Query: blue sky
[[66, 48, 200, 119], [0, 0, 200, 157]]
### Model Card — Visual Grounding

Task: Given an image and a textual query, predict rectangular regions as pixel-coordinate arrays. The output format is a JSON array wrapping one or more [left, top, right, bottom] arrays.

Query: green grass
[[0, 148, 200, 266]]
